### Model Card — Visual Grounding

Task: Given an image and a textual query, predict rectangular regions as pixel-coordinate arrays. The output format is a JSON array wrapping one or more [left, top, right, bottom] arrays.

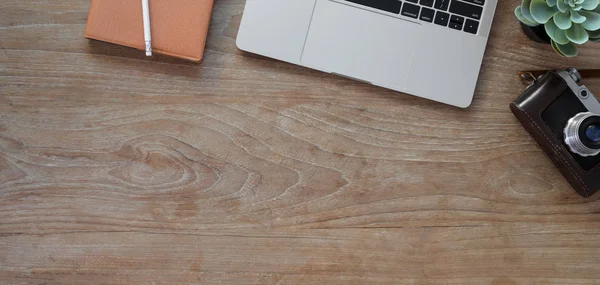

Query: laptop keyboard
[[342, 0, 483, 35]]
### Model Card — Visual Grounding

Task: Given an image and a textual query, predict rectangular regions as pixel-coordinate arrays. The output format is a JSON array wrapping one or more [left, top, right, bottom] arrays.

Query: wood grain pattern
[[1, 0, 600, 284]]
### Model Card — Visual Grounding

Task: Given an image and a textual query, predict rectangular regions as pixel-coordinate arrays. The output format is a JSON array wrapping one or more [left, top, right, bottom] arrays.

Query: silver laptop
[[237, 0, 498, 108]]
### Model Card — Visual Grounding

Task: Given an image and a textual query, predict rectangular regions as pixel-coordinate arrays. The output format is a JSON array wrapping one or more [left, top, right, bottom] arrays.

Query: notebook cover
[[85, 0, 214, 62]]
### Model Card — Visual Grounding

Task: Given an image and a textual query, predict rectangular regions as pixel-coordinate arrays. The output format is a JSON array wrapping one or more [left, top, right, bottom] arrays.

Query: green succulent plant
[[515, 0, 600, 57]]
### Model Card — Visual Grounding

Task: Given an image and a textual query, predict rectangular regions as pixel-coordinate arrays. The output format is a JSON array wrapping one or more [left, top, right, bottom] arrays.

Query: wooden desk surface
[[1, 0, 600, 284]]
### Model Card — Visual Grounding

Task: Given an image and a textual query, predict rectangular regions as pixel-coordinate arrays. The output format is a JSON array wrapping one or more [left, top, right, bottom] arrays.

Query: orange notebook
[[85, 0, 214, 62]]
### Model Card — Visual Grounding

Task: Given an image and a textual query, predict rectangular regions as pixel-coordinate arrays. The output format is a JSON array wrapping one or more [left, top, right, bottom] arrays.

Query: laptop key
[[434, 11, 450, 26], [434, 0, 450, 11], [449, 22, 462, 30], [450, 15, 464, 24], [462, 0, 485, 6], [449, 0, 483, 20], [420, 0, 434, 7], [343, 0, 403, 14], [420, 7, 435, 22], [406, 0, 418, 3], [464, 19, 479, 34], [449, 15, 464, 30], [401, 3, 420, 19]]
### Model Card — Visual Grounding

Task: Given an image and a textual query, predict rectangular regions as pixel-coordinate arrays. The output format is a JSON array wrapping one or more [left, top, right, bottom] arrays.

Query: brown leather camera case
[[510, 72, 600, 197]]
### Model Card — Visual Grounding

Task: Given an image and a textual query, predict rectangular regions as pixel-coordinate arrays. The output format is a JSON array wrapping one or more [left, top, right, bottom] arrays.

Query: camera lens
[[586, 124, 600, 143], [564, 113, 600, 157]]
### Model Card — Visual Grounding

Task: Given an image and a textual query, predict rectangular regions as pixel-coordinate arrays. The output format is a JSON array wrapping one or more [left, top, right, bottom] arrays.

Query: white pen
[[142, 0, 152, 56]]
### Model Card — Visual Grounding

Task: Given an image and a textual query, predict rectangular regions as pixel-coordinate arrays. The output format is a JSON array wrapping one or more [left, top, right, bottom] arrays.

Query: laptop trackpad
[[301, 0, 423, 89]]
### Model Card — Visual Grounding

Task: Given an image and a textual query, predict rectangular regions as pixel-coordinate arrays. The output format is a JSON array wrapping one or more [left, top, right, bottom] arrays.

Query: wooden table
[[1, 0, 600, 284]]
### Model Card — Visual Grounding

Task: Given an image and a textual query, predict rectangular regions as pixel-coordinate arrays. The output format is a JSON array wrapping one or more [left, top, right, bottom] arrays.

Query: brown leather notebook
[[85, 0, 214, 62]]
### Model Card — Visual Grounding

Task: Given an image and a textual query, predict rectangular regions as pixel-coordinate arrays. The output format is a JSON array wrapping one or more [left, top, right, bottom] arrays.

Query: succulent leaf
[[566, 23, 590, 43], [546, 20, 572, 43], [581, 0, 599, 10], [552, 40, 579, 56], [580, 11, 600, 30], [588, 28, 600, 36], [557, 0, 570, 12], [570, 10, 587, 22], [516, 6, 542, 26], [547, 0, 558, 7], [531, 0, 559, 23], [521, 0, 538, 22], [554, 10, 573, 28]]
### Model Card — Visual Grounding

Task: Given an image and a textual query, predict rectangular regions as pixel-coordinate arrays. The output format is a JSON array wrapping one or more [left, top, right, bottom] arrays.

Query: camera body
[[511, 68, 600, 197]]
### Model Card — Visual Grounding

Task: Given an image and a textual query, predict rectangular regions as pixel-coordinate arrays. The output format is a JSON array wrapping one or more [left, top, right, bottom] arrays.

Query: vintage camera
[[511, 68, 600, 197]]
